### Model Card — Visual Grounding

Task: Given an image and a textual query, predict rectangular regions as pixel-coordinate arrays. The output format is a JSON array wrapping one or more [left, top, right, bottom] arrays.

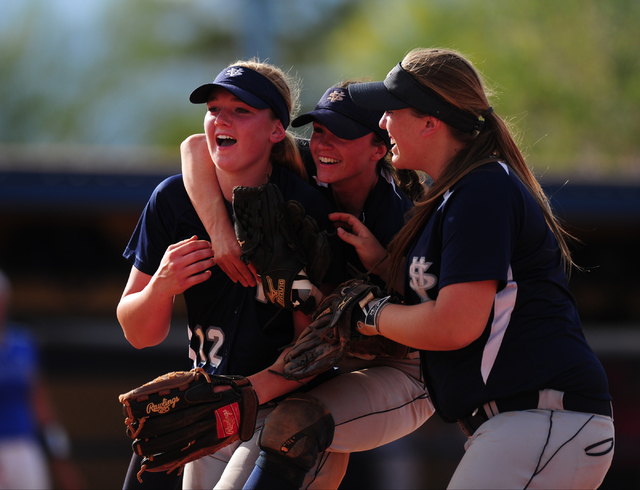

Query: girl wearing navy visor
[[340, 47, 614, 490], [118, 59, 342, 490]]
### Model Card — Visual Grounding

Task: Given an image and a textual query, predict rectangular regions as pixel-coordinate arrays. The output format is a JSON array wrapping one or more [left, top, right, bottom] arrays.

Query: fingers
[[329, 216, 387, 273], [335, 226, 358, 247], [172, 236, 258, 288], [217, 256, 256, 288], [212, 385, 232, 393], [209, 225, 257, 287], [247, 263, 260, 284], [329, 212, 372, 238], [156, 236, 215, 295]]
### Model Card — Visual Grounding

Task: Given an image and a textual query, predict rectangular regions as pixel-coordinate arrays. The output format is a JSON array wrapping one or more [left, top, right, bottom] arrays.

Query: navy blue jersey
[[313, 174, 412, 280], [123, 165, 340, 377], [405, 162, 610, 422], [344, 173, 412, 278], [295, 137, 412, 280]]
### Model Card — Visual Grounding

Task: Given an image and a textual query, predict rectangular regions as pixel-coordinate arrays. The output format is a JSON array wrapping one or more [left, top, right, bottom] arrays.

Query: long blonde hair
[[386, 48, 575, 290], [231, 59, 307, 181]]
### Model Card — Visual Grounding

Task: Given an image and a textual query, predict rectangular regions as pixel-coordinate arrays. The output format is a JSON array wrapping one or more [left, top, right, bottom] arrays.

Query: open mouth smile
[[318, 156, 340, 165], [216, 135, 237, 147]]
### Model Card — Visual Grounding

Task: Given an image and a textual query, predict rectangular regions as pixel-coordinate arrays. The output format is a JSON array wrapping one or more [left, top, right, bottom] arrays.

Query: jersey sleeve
[[438, 167, 519, 290], [123, 175, 182, 276]]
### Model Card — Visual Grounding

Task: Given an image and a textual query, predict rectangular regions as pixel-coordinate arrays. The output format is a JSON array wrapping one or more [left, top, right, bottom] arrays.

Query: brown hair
[[231, 59, 307, 180], [386, 48, 575, 291]]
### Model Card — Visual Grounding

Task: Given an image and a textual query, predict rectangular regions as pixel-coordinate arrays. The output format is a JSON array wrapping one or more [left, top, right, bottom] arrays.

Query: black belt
[[458, 390, 612, 438]]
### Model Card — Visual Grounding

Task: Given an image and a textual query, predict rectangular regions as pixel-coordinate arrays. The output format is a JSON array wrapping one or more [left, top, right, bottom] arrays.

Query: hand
[[329, 212, 388, 274], [152, 236, 215, 297], [211, 222, 259, 288]]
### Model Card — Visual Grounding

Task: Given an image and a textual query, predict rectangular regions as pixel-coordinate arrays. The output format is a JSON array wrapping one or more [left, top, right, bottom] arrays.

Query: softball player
[[117, 61, 342, 490], [340, 47, 614, 489], [181, 84, 433, 490], [0, 270, 83, 490]]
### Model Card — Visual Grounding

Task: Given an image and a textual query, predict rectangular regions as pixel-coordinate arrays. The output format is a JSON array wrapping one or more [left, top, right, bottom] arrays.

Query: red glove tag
[[215, 402, 241, 439]]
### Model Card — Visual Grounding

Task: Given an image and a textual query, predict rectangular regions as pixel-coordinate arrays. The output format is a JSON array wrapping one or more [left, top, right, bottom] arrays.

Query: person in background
[[0, 269, 85, 490]]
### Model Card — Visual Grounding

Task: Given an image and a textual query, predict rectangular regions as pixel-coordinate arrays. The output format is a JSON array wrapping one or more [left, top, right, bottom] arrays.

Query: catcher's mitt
[[282, 279, 409, 380], [233, 182, 332, 315], [119, 368, 258, 482]]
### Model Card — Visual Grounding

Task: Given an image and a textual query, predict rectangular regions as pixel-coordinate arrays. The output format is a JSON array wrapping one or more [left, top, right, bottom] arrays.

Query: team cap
[[291, 86, 391, 148], [348, 63, 484, 133], [189, 65, 290, 128]]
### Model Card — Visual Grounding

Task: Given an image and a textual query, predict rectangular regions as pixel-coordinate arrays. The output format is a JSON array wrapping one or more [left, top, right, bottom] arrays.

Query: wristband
[[356, 295, 391, 336]]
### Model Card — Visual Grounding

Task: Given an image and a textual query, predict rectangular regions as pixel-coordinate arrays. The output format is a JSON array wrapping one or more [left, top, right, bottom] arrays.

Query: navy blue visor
[[349, 63, 483, 133], [190, 66, 290, 128], [292, 86, 391, 148]]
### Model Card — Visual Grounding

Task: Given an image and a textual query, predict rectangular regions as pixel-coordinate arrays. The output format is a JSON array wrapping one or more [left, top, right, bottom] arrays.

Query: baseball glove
[[282, 279, 409, 380], [119, 368, 258, 481], [233, 182, 332, 315]]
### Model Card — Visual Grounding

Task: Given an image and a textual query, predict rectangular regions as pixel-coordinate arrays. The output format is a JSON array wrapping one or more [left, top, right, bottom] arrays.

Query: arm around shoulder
[[180, 134, 257, 287]]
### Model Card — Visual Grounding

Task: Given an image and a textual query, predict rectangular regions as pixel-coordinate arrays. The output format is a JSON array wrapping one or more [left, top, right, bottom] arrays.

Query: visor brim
[[348, 81, 411, 112], [292, 110, 373, 141], [189, 83, 271, 110]]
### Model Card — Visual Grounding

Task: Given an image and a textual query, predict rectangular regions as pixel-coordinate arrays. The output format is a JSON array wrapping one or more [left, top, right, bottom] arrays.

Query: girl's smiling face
[[204, 87, 284, 175], [309, 122, 386, 187], [379, 108, 425, 171]]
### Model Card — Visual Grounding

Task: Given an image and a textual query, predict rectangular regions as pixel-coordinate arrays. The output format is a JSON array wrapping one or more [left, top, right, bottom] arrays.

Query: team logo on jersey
[[327, 90, 345, 102], [409, 256, 437, 303], [226, 67, 244, 77], [265, 275, 286, 307]]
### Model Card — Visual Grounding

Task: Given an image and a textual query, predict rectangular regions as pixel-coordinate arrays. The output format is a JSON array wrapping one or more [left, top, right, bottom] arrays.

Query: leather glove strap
[[356, 295, 391, 336]]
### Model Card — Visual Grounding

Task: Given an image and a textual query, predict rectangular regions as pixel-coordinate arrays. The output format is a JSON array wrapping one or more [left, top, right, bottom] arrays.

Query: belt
[[458, 389, 612, 438]]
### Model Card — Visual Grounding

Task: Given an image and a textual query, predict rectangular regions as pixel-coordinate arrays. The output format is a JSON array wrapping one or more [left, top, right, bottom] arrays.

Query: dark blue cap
[[190, 66, 290, 128], [349, 63, 483, 133], [291, 86, 391, 148]]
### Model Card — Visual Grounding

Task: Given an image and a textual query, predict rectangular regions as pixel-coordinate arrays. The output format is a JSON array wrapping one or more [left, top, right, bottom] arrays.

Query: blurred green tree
[[1, 0, 638, 177], [321, 0, 640, 177]]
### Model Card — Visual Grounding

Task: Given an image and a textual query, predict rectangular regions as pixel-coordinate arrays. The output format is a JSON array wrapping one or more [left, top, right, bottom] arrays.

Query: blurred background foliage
[[1, 0, 639, 179]]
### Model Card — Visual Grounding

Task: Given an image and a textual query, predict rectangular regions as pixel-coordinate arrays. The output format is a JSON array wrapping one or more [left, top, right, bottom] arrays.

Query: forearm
[[248, 368, 309, 405], [375, 302, 462, 351], [181, 134, 258, 287], [376, 280, 497, 351], [247, 311, 314, 404], [181, 135, 231, 239], [117, 283, 174, 349]]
